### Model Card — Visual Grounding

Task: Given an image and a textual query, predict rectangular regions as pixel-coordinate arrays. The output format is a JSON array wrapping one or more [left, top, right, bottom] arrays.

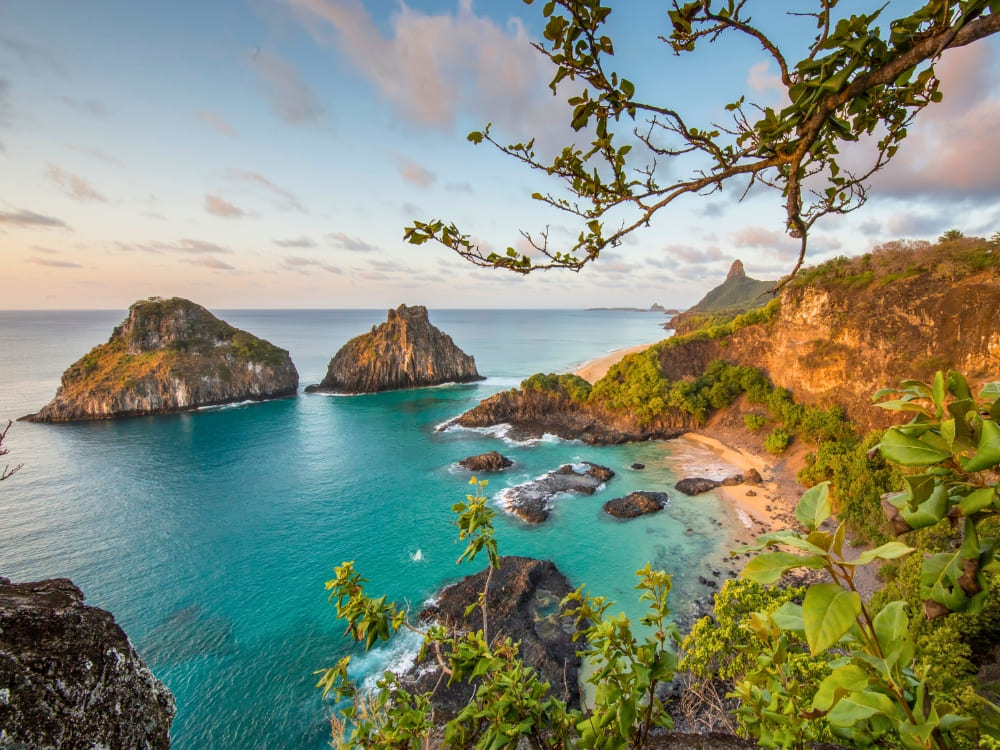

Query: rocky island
[[22, 297, 298, 422], [306, 304, 484, 393], [0, 576, 175, 748]]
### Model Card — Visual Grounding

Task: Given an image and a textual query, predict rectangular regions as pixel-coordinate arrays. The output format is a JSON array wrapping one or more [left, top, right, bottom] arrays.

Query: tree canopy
[[405, 0, 1000, 280]]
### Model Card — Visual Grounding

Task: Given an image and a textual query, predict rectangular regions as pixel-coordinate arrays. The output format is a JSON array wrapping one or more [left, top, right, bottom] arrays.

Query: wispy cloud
[[204, 194, 246, 218], [228, 169, 304, 211], [0, 209, 69, 228], [188, 257, 236, 271], [66, 145, 122, 166], [45, 164, 107, 202], [273, 236, 317, 248], [649, 244, 728, 267], [199, 110, 237, 136], [399, 160, 435, 187], [115, 238, 234, 254], [282, 0, 558, 133], [61, 97, 107, 116], [250, 49, 324, 124], [0, 36, 63, 74], [328, 231, 377, 252], [283, 255, 342, 274], [29, 256, 82, 268]]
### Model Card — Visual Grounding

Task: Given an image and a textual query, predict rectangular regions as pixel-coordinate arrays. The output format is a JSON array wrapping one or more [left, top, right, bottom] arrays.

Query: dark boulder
[[631, 462, 646, 470], [0, 577, 175, 748], [458, 450, 513, 472], [409, 557, 580, 715], [604, 491, 669, 518], [744, 467, 763, 484], [675, 477, 722, 496]]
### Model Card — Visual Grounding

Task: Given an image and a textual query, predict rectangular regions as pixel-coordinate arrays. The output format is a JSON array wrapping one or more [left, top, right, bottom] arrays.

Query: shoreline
[[573, 342, 657, 384]]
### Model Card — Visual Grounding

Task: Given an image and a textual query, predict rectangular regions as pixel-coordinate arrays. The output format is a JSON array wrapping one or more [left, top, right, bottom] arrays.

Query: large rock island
[[23, 297, 299, 422], [0, 576, 175, 748], [306, 304, 483, 393]]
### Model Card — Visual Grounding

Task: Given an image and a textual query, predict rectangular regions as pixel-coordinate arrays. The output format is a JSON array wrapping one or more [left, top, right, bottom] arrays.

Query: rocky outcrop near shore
[[450, 388, 690, 444], [458, 450, 513, 471], [0, 576, 175, 748], [22, 297, 298, 422], [604, 490, 668, 518], [408, 556, 580, 714], [306, 304, 483, 394], [500, 463, 614, 523]]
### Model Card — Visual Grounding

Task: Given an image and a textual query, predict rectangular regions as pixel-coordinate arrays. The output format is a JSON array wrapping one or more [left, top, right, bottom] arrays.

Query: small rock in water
[[458, 450, 513, 472], [630, 462, 645, 470], [603, 491, 668, 519]]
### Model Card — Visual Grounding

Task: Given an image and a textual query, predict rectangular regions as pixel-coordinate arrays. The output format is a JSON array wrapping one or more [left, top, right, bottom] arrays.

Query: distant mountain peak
[[726, 259, 746, 281]]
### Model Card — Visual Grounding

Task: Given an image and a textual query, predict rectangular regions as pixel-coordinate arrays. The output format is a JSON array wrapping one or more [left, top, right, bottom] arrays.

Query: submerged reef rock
[[23, 296, 298, 422], [500, 463, 615, 524], [458, 450, 513, 472], [410, 556, 580, 715], [0, 576, 175, 748], [604, 490, 669, 518], [306, 304, 483, 394]]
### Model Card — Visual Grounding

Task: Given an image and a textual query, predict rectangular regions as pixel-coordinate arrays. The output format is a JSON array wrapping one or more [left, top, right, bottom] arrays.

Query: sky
[[1, 0, 999, 310]]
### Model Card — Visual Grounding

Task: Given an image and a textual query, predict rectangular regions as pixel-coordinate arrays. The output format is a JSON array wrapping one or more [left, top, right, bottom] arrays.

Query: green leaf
[[958, 487, 997, 516], [872, 600, 913, 666], [948, 370, 972, 401], [795, 481, 832, 532], [802, 583, 861, 655], [812, 664, 868, 711], [770, 601, 805, 636], [826, 689, 896, 727], [854, 542, 914, 566], [900, 483, 949, 530], [959, 418, 1000, 472], [743, 551, 824, 585], [878, 428, 951, 466]]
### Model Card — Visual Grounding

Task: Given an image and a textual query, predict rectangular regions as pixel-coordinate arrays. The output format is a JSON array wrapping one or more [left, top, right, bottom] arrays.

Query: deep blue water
[[0, 309, 745, 749]]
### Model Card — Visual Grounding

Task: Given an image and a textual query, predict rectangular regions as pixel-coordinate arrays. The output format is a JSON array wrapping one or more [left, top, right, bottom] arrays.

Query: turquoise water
[[0, 309, 743, 749]]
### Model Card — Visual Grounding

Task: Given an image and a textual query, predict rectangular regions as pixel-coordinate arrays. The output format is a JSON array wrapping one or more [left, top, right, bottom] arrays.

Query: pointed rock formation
[[726, 259, 746, 280], [666, 259, 775, 333], [23, 297, 299, 422], [306, 304, 484, 393]]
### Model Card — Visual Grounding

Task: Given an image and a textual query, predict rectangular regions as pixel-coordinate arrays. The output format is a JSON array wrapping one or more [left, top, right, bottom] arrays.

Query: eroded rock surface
[[604, 490, 669, 518], [23, 296, 298, 422], [307, 304, 483, 393], [458, 450, 513, 472], [409, 557, 580, 715], [500, 463, 615, 523], [0, 577, 175, 749], [675, 477, 722, 496]]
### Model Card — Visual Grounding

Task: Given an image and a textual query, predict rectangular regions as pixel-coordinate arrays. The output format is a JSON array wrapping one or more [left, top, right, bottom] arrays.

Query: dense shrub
[[763, 427, 791, 454], [520, 372, 593, 403], [743, 413, 767, 432]]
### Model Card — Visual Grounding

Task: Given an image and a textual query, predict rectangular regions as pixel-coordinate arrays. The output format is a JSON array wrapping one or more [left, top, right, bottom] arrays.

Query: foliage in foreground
[[318, 371, 1000, 749]]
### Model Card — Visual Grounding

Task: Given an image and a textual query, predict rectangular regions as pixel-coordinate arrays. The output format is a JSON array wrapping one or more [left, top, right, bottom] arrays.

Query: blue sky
[[2, 0, 999, 309]]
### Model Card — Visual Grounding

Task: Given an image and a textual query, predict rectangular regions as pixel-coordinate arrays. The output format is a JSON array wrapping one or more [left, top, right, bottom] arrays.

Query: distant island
[[586, 303, 678, 314]]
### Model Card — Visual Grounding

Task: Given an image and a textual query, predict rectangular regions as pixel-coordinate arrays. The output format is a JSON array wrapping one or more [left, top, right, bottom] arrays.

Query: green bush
[[743, 413, 767, 432], [763, 427, 791, 454], [521, 372, 593, 403]]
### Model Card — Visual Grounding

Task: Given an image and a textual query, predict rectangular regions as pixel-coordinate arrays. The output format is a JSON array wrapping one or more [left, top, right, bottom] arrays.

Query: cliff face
[[661, 265, 1000, 431], [308, 304, 483, 393], [23, 297, 299, 422], [0, 577, 175, 748]]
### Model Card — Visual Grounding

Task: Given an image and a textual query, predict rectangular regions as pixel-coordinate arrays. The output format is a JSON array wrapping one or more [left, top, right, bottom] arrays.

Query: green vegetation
[[743, 414, 767, 432], [763, 428, 791, 455], [790, 236, 998, 291], [520, 372, 593, 403]]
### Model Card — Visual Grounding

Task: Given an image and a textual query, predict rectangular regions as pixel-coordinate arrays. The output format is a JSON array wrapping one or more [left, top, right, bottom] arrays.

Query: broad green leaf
[[947, 370, 972, 401], [932, 370, 946, 415], [872, 600, 913, 666], [827, 690, 896, 727], [921, 549, 968, 611], [959, 418, 1000, 472], [770, 601, 805, 636], [796, 481, 832, 531], [812, 664, 868, 711], [958, 487, 997, 516], [874, 399, 930, 413], [878, 428, 951, 466], [900, 483, 949, 530], [756, 529, 828, 556], [902, 473, 934, 510], [854, 542, 914, 566], [803, 583, 861, 655], [743, 551, 824, 585]]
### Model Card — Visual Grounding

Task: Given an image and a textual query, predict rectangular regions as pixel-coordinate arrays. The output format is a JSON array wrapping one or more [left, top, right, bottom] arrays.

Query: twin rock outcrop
[[24, 300, 482, 422]]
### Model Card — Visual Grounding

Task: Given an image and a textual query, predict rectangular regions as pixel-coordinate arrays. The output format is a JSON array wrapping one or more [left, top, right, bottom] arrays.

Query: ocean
[[0, 308, 748, 749]]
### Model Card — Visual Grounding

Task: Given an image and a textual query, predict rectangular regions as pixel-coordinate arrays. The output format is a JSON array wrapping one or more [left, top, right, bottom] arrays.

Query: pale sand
[[673, 432, 797, 536], [573, 343, 657, 384]]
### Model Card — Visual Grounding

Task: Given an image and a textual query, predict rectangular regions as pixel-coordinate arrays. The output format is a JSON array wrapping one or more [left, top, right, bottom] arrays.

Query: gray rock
[[458, 450, 513, 472], [0, 577, 175, 749], [604, 491, 669, 518], [675, 477, 722, 495], [500, 463, 615, 523], [307, 304, 483, 393]]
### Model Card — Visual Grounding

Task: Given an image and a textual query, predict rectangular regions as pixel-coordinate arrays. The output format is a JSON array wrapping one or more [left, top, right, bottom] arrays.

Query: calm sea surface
[[0, 309, 745, 749]]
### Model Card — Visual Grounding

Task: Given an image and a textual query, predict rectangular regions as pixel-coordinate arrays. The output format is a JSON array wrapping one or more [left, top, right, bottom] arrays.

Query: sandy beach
[[573, 343, 657, 383]]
